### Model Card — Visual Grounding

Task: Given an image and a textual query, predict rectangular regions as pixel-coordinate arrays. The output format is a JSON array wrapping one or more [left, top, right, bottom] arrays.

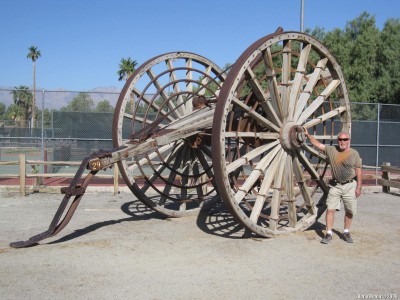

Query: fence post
[[19, 153, 26, 196], [382, 162, 391, 194], [113, 163, 119, 195]]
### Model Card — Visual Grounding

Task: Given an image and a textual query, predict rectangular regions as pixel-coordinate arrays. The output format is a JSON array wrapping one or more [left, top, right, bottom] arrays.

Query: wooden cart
[[11, 28, 351, 248]]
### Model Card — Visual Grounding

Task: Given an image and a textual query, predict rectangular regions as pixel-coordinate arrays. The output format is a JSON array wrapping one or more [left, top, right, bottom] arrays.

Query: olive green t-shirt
[[325, 146, 362, 182]]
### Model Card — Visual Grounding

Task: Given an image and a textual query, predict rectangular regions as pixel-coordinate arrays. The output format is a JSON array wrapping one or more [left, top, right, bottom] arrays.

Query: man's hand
[[303, 127, 309, 138], [355, 186, 362, 198], [303, 127, 326, 151]]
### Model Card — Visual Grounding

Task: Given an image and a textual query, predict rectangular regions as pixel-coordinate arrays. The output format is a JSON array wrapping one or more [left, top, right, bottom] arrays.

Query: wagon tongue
[[9, 151, 109, 248]]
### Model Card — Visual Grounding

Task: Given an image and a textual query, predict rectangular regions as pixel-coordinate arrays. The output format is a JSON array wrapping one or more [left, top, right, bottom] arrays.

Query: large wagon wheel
[[212, 30, 351, 237], [113, 52, 226, 217]]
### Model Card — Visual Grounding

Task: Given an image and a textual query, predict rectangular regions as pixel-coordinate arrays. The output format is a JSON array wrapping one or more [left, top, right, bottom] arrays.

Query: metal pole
[[41, 89, 45, 173], [375, 103, 380, 185], [300, 0, 304, 32]]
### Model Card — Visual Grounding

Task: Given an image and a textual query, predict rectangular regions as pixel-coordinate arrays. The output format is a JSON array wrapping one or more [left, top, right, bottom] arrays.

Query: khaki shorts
[[326, 180, 357, 215]]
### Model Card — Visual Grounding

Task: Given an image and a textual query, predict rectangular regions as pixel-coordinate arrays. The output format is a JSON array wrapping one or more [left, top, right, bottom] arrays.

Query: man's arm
[[304, 129, 326, 152], [355, 167, 362, 197]]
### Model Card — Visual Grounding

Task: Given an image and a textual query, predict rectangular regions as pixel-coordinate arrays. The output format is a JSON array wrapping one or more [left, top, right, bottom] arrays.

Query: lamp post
[[300, 0, 304, 32]]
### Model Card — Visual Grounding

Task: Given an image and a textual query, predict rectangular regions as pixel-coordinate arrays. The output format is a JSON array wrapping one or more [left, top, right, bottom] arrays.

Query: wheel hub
[[280, 122, 304, 151]]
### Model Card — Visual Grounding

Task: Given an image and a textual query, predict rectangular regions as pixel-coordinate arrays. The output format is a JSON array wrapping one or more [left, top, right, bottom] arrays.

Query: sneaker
[[342, 232, 354, 243], [321, 234, 333, 244]]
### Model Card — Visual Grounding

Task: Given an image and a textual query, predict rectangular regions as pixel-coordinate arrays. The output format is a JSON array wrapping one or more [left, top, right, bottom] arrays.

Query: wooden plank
[[263, 48, 284, 119], [250, 150, 284, 223], [226, 141, 279, 174], [379, 179, 400, 189], [284, 154, 297, 227], [288, 44, 311, 121], [19, 153, 26, 196], [302, 106, 347, 128], [269, 151, 288, 230], [382, 162, 391, 193], [223, 132, 279, 139], [293, 58, 328, 121], [166, 58, 186, 116], [297, 79, 340, 125], [231, 97, 280, 132], [234, 146, 282, 203], [0, 161, 19, 165], [113, 163, 119, 195], [244, 67, 282, 127], [26, 160, 82, 166], [281, 40, 292, 121], [381, 165, 400, 173]]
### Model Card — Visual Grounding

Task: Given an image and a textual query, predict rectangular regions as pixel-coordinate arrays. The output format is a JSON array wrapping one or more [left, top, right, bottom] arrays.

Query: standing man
[[304, 130, 362, 244]]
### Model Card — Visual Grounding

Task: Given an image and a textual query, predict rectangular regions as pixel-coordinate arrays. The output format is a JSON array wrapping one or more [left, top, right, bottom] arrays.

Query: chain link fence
[[1, 88, 399, 182]]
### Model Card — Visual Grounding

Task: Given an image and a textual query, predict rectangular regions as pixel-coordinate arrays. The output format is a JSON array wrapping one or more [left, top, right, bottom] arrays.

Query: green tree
[[61, 93, 94, 112], [117, 57, 137, 81], [36, 108, 52, 127], [322, 12, 380, 104], [306, 26, 327, 41], [95, 99, 114, 112], [11, 86, 33, 127], [0, 103, 6, 120], [118, 57, 138, 113], [5, 104, 21, 125], [375, 18, 400, 104], [345, 12, 380, 103], [27, 46, 41, 128]]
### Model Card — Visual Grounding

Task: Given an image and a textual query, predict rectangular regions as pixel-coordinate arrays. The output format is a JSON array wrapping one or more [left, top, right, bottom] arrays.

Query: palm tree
[[118, 57, 137, 113], [27, 46, 41, 128], [11, 86, 33, 127], [117, 57, 137, 81]]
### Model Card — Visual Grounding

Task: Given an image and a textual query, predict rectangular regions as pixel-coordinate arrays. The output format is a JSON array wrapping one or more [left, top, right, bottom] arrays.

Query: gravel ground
[[0, 187, 399, 300]]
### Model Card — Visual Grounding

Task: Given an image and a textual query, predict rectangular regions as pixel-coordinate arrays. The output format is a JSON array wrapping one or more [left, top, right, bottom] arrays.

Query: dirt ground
[[0, 186, 399, 300]]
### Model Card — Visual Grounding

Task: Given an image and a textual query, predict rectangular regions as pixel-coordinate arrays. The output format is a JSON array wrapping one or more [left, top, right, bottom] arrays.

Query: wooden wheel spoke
[[158, 145, 187, 205], [193, 147, 214, 182], [146, 68, 181, 119], [165, 59, 187, 116], [191, 161, 208, 201], [231, 97, 280, 132], [234, 145, 282, 203], [263, 47, 283, 119], [244, 67, 282, 127], [128, 142, 178, 173], [223, 132, 279, 140], [132, 86, 176, 122], [185, 59, 193, 94], [292, 156, 316, 213], [297, 79, 341, 125], [300, 141, 328, 162], [197, 66, 212, 96], [281, 40, 291, 120], [269, 151, 288, 229], [140, 142, 185, 194], [249, 149, 284, 223], [288, 44, 311, 121], [124, 112, 153, 126], [302, 105, 347, 128], [293, 58, 328, 121], [283, 153, 298, 227], [226, 140, 279, 174], [295, 149, 329, 193]]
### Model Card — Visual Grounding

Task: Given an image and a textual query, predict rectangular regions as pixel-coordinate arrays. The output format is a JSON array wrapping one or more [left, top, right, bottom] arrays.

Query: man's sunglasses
[[338, 138, 349, 141]]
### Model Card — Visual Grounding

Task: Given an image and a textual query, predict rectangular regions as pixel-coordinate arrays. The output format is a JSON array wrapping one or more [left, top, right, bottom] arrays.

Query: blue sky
[[1, 0, 399, 91]]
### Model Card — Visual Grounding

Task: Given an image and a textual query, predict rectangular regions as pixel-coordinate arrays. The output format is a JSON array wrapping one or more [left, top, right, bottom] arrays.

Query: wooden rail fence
[[1, 155, 398, 196], [0, 153, 120, 196], [380, 163, 400, 194]]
